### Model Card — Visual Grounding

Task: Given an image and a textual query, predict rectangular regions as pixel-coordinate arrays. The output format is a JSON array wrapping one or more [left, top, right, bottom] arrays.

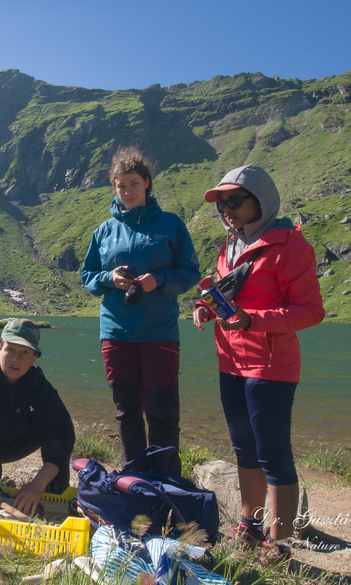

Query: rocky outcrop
[[266, 125, 298, 147], [1, 69, 349, 204], [192, 460, 309, 539], [56, 247, 80, 271], [322, 243, 351, 263]]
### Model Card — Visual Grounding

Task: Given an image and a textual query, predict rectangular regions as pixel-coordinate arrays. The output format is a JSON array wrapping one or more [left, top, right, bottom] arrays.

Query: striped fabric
[[91, 526, 229, 585], [91, 527, 154, 584]]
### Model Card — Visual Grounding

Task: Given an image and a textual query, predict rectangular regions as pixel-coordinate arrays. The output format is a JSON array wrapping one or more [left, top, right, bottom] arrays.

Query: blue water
[[2, 316, 350, 454]]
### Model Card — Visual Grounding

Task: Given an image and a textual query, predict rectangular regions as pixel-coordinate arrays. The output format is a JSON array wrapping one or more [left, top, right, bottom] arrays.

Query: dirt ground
[[1, 455, 350, 581], [291, 468, 351, 581]]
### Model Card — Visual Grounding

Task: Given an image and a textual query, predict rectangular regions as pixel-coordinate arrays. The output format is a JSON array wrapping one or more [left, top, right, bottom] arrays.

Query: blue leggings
[[220, 372, 298, 486]]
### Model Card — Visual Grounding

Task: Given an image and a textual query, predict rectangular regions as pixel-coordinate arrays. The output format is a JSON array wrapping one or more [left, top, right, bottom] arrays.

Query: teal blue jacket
[[81, 195, 200, 343]]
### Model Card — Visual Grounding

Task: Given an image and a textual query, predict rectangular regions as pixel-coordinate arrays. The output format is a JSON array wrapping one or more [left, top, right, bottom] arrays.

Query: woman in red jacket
[[193, 165, 325, 561]]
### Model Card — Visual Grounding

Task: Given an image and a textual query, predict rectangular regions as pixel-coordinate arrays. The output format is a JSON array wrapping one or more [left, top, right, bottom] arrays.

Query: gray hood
[[215, 165, 280, 245]]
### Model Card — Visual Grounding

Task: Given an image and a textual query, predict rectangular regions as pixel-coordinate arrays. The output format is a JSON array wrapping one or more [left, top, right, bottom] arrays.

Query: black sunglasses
[[216, 194, 252, 215]]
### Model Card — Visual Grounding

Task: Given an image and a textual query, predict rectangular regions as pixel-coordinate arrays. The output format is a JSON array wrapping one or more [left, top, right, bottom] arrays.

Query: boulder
[[192, 459, 309, 539], [323, 243, 351, 263], [339, 216, 351, 225], [192, 460, 242, 535]]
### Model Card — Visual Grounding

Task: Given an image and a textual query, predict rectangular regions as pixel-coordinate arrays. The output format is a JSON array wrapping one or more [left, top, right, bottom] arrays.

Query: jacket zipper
[[128, 229, 138, 342], [265, 333, 273, 367]]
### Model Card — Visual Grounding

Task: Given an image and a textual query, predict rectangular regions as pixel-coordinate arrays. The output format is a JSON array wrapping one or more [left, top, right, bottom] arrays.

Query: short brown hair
[[109, 146, 153, 195]]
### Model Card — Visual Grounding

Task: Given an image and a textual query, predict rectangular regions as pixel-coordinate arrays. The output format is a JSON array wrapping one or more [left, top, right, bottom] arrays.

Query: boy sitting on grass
[[0, 319, 75, 514]]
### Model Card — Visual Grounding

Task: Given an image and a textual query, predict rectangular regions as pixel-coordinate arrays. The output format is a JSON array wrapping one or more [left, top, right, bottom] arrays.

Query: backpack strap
[[246, 246, 264, 264], [216, 246, 264, 302], [123, 445, 176, 473], [113, 475, 186, 524]]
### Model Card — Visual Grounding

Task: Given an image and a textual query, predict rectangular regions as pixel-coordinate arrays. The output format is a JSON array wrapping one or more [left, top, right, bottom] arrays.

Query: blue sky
[[1, 0, 350, 91]]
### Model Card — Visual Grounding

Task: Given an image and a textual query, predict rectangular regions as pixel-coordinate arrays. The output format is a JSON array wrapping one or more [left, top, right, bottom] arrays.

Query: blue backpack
[[73, 446, 219, 545]]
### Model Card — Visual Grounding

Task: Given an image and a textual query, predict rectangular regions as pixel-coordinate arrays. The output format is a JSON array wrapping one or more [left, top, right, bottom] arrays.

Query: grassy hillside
[[0, 69, 350, 320]]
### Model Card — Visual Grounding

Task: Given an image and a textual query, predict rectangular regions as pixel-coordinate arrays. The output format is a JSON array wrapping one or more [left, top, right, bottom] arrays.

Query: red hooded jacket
[[197, 225, 325, 383]]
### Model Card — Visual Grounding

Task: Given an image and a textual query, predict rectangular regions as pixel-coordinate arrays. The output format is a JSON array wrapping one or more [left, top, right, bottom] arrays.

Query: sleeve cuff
[[244, 311, 255, 331], [103, 271, 115, 287], [194, 301, 212, 321], [152, 271, 165, 287]]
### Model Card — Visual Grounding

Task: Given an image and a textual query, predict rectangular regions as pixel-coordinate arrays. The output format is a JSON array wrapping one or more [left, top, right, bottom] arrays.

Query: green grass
[[179, 442, 351, 485], [295, 446, 351, 485], [179, 444, 213, 480], [73, 425, 118, 462], [0, 546, 265, 585], [0, 320, 50, 329], [0, 528, 348, 585]]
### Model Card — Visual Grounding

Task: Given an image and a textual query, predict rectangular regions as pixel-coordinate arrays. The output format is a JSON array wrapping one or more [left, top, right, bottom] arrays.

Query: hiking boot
[[230, 522, 266, 549], [259, 540, 293, 565]]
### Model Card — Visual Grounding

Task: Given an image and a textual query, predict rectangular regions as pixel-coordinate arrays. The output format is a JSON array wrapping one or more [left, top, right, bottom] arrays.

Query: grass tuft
[[73, 424, 117, 462], [295, 445, 351, 486], [179, 444, 213, 480], [0, 319, 51, 329]]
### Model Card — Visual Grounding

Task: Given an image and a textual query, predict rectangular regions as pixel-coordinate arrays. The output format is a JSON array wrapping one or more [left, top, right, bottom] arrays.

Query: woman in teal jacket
[[82, 147, 200, 474]]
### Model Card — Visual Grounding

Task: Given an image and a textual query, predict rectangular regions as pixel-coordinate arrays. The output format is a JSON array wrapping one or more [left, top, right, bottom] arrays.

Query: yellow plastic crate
[[0, 486, 91, 556], [0, 485, 79, 504]]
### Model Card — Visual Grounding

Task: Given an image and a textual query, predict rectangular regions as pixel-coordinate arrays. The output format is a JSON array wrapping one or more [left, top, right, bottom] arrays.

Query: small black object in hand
[[125, 281, 142, 305], [118, 267, 134, 280]]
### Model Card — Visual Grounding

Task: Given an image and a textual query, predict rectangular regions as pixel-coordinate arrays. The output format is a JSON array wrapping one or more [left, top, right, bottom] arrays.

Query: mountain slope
[[0, 68, 350, 320]]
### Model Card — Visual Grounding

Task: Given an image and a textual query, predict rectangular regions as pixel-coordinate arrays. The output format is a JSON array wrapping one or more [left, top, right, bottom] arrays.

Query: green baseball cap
[[1, 319, 41, 356]]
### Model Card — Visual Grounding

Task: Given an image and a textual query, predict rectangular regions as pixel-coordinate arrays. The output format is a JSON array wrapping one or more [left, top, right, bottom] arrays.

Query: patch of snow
[[3, 289, 24, 303]]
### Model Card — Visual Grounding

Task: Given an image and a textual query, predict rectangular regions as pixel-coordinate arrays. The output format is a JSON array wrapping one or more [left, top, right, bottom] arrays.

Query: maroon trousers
[[102, 339, 181, 474]]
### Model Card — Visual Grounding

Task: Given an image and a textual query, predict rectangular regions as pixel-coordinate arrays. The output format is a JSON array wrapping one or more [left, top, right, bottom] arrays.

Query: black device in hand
[[117, 267, 134, 280], [117, 267, 143, 305], [125, 281, 142, 305]]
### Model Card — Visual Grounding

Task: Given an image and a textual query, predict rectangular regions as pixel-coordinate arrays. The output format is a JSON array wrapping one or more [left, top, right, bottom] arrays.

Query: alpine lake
[[2, 316, 350, 457]]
